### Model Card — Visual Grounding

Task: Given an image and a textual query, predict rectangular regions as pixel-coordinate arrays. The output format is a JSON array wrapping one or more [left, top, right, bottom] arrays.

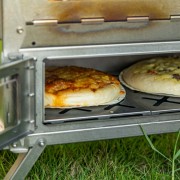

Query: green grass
[[0, 133, 179, 179]]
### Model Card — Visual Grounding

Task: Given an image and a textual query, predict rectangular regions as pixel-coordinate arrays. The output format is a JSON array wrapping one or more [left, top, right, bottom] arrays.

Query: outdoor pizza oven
[[0, 0, 180, 179]]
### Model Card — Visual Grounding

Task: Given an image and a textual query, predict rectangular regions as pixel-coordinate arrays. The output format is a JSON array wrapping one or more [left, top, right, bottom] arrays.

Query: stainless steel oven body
[[0, 0, 180, 179]]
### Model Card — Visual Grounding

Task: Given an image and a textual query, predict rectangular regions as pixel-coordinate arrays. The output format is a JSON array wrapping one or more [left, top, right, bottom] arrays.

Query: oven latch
[[9, 141, 28, 154]]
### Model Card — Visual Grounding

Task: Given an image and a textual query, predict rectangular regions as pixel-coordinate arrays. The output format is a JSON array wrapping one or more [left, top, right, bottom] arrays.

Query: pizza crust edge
[[122, 58, 180, 96], [45, 83, 122, 107]]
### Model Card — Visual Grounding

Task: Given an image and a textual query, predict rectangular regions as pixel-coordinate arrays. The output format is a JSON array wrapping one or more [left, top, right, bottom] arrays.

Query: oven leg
[[4, 139, 46, 180]]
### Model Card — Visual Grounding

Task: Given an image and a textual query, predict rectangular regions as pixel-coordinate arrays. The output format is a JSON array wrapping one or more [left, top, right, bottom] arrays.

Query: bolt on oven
[[0, 0, 180, 179]]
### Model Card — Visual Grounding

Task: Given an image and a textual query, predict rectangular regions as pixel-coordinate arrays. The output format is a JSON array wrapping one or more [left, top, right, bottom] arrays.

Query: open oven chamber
[[0, 0, 180, 179]]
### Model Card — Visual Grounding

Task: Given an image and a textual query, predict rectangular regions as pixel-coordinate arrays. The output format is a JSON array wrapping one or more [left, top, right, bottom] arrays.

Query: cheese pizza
[[121, 57, 180, 96], [45, 66, 126, 107]]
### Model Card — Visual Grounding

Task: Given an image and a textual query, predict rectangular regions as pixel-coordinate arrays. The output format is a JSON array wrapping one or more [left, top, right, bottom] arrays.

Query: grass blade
[[173, 149, 180, 160], [172, 129, 180, 180], [140, 125, 172, 162], [173, 129, 180, 161], [174, 168, 180, 172]]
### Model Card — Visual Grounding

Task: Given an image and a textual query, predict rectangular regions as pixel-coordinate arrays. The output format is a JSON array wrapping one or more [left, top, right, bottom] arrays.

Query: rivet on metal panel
[[12, 143, 17, 148], [29, 119, 35, 124], [16, 27, 24, 34], [28, 93, 35, 97], [39, 140, 46, 147], [33, 57, 37, 61]]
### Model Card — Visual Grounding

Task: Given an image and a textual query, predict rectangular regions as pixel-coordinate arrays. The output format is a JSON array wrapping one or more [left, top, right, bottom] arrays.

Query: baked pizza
[[45, 66, 126, 107], [121, 57, 180, 96]]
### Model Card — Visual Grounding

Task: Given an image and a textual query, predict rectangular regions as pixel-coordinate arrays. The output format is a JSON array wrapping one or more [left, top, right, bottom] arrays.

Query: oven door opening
[[43, 54, 180, 124]]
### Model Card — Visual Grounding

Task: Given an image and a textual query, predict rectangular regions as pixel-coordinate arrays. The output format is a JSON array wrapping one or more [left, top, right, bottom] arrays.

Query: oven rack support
[[20, 41, 180, 60]]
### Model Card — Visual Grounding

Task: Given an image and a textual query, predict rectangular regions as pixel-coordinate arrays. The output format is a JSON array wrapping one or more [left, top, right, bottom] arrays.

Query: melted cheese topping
[[133, 57, 180, 80], [45, 66, 120, 94]]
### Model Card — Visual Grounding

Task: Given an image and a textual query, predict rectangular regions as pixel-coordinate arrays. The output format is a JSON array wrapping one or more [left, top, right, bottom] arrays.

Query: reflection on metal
[[170, 15, 180, 22], [32, 19, 58, 26], [127, 16, 149, 23], [81, 18, 104, 25]]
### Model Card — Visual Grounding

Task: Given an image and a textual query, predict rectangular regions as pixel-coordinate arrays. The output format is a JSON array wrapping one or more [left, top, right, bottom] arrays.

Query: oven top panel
[[22, 0, 180, 22], [2, 0, 180, 58]]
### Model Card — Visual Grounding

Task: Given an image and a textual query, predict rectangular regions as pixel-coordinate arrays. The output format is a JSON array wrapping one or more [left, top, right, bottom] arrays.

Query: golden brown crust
[[45, 66, 120, 93], [122, 57, 180, 96], [45, 66, 125, 107]]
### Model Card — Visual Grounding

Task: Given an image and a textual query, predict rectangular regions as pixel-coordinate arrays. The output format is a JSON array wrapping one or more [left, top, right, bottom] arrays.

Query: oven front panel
[[0, 0, 180, 147], [22, 53, 179, 147]]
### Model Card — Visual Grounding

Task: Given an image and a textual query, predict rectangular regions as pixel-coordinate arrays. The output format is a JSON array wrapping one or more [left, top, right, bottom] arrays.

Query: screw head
[[39, 141, 45, 147], [29, 119, 35, 124], [12, 143, 17, 148], [17, 27, 24, 34]]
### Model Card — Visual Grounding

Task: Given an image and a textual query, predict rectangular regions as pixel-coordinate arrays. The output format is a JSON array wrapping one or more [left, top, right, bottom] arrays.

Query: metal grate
[[44, 89, 180, 124]]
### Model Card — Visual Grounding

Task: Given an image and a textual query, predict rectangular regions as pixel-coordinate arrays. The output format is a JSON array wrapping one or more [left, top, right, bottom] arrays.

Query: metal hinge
[[127, 16, 149, 23], [10, 141, 28, 153], [10, 146, 29, 153], [81, 18, 104, 25], [32, 19, 58, 26], [8, 52, 24, 61], [170, 15, 180, 22]]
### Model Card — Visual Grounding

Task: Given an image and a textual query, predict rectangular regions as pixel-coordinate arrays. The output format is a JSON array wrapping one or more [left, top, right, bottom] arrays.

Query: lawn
[[0, 133, 179, 179]]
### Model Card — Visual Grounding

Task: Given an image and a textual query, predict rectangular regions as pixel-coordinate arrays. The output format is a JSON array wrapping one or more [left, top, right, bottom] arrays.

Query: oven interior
[[43, 54, 180, 124]]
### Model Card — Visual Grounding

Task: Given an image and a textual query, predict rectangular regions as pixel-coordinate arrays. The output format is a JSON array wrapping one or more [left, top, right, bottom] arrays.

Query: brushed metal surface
[[0, 59, 35, 149]]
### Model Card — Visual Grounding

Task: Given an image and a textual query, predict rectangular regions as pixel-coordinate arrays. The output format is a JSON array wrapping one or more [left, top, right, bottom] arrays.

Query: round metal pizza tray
[[102, 85, 126, 105], [119, 71, 180, 98]]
